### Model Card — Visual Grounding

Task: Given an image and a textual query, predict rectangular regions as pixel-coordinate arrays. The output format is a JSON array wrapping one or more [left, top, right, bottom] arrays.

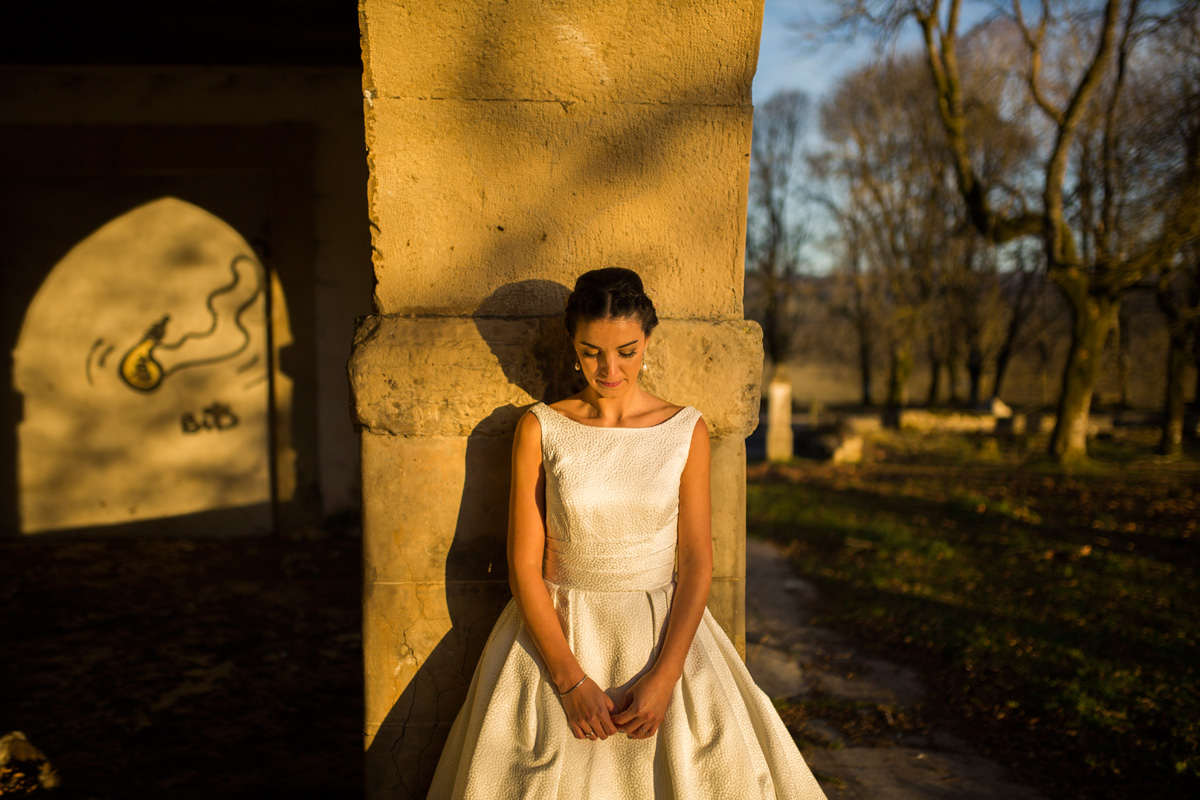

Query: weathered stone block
[[707, 576, 746, 658], [709, 436, 746, 582], [365, 99, 751, 318], [350, 316, 763, 439], [365, 721, 450, 800], [640, 321, 763, 439], [360, 0, 763, 105], [363, 579, 512, 728], [361, 433, 512, 585]]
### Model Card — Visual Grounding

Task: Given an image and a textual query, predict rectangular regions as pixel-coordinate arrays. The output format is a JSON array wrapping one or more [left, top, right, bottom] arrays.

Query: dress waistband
[[542, 538, 676, 592]]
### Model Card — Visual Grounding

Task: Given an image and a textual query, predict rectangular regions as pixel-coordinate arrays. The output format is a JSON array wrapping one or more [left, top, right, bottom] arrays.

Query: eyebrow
[[580, 340, 639, 349]]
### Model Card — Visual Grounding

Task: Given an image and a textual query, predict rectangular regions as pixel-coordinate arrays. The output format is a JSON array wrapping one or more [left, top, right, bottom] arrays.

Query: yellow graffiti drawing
[[114, 255, 263, 392], [119, 317, 169, 391]]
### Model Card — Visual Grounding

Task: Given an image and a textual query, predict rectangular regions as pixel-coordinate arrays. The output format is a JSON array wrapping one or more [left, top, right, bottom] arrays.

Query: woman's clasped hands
[[612, 669, 672, 740], [561, 670, 673, 742], [561, 676, 617, 741]]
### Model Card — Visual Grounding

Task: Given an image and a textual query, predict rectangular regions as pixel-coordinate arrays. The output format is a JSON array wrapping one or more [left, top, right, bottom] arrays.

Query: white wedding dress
[[427, 403, 827, 799]]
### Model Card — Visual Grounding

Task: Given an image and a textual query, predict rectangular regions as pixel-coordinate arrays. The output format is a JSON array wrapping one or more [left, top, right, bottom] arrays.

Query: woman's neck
[[577, 386, 649, 425]]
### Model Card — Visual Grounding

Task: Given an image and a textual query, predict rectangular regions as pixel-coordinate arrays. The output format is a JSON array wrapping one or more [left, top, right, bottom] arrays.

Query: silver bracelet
[[558, 676, 587, 697]]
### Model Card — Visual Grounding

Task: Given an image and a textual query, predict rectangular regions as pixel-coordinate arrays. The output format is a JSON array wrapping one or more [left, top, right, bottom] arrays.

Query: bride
[[428, 268, 826, 799]]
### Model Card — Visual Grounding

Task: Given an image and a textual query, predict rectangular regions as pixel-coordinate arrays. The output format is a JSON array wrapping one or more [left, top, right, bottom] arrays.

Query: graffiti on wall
[[181, 401, 240, 433], [82, 254, 264, 393], [15, 197, 277, 535]]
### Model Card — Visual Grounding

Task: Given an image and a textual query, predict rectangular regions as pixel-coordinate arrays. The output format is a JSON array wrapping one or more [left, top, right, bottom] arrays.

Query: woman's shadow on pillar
[[367, 280, 580, 798]]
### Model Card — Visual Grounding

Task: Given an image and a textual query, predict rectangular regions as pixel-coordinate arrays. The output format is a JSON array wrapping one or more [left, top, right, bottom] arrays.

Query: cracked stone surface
[[744, 537, 1048, 800]]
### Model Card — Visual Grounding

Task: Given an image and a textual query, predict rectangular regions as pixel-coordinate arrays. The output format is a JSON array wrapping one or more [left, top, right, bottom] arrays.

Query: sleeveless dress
[[427, 403, 827, 800]]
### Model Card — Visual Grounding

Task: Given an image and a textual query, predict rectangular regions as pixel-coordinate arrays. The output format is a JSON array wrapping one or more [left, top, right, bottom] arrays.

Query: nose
[[599, 352, 620, 376]]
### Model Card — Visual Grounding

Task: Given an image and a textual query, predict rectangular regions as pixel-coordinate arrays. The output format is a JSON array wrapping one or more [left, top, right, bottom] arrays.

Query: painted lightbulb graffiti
[[95, 254, 263, 393], [119, 316, 169, 391]]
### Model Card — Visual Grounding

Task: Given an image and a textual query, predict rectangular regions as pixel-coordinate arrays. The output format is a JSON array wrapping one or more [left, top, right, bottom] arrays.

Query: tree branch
[[1044, 0, 1123, 268]]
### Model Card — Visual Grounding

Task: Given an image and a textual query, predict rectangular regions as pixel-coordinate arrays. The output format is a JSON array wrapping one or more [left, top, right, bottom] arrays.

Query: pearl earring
[[574, 362, 580, 371]]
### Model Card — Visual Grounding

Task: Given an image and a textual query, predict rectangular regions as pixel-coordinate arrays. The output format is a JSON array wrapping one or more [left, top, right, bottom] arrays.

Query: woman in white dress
[[428, 268, 826, 799]]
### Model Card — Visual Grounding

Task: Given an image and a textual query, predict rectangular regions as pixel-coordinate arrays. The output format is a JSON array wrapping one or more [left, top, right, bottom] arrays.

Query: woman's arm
[[507, 409, 617, 740], [613, 416, 713, 738]]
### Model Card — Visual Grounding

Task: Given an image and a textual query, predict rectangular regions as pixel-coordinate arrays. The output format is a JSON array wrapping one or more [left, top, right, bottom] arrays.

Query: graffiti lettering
[[181, 402, 239, 434]]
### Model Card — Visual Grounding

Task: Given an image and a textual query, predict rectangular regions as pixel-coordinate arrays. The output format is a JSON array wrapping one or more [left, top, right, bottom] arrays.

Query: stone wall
[[0, 67, 370, 533], [353, 2, 766, 795]]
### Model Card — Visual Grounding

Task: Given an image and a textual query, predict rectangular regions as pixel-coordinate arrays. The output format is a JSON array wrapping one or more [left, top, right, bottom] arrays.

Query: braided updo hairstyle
[[564, 268, 659, 337]]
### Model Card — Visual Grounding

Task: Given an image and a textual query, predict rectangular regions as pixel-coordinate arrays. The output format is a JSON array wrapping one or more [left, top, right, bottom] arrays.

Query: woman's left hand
[[612, 668, 675, 739]]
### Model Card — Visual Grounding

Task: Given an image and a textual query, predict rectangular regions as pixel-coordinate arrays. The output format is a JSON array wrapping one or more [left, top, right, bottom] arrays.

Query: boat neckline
[[536, 402, 693, 431]]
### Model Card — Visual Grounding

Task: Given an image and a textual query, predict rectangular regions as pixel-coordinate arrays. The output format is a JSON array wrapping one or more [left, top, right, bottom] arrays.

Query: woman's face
[[572, 316, 649, 399]]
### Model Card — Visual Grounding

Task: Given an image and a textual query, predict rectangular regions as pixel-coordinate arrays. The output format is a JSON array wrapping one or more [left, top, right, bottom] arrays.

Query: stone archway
[[14, 196, 282, 535]]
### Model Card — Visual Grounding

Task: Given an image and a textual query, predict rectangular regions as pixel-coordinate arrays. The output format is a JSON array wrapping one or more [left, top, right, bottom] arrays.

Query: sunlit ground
[[748, 424, 1200, 799]]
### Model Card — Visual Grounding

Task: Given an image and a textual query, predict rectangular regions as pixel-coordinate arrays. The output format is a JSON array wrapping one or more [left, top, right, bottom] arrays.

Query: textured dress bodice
[[536, 402, 700, 593]]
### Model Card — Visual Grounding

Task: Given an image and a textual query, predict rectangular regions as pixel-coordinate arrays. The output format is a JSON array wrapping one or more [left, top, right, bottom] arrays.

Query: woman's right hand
[[560, 677, 617, 741]]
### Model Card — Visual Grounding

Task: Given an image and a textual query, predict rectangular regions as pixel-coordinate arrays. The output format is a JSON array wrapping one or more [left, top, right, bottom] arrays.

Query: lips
[[598, 379, 622, 388]]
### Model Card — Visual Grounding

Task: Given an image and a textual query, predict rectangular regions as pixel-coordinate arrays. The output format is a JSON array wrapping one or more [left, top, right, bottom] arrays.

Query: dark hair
[[563, 268, 659, 337]]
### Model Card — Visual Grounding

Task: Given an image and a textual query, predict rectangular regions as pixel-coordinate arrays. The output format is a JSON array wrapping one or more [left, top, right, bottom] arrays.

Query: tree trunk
[[1049, 289, 1120, 463], [1036, 337, 1053, 409], [1189, 346, 1200, 439], [926, 356, 943, 407], [967, 355, 984, 408], [993, 268, 1038, 403], [858, 333, 874, 407], [993, 341, 1013, 402], [1159, 332, 1189, 456], [949, 360, 964, 407], [883, 340, 913, 428], [1116, 305, 1132, 409]]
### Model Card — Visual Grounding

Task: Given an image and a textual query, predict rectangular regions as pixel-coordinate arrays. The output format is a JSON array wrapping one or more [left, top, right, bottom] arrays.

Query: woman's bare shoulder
[[645, 394, 687, 425], [514, 405, 543, 438]]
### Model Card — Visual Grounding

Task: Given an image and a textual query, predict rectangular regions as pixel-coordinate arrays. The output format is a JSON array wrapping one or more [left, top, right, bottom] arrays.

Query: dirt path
[[744, 536, 1048, 799]]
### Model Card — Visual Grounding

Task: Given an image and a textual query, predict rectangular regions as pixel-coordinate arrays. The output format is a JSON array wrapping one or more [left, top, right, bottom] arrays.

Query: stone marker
[[767, 371, 794, 463]]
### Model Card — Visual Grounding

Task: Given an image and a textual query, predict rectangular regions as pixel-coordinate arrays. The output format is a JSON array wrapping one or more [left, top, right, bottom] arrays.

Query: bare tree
[[747, 89, 812, 375], [992, 239, 1048, 402], [816, 56, 963, 425], [1156, 254, 1200, 453], [825, 209, 888, 407], [1136, 6, 1200, 453], [832, 0, 1200, 462]]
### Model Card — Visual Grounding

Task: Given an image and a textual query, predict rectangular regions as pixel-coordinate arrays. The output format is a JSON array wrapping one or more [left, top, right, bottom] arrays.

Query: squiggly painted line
[[118, 255, 263, 392]]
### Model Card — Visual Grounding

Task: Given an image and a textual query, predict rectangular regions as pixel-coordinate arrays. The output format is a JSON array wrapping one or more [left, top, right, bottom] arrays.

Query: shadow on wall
[[9, 197, 290, 538], [366, 280, 581, 795]]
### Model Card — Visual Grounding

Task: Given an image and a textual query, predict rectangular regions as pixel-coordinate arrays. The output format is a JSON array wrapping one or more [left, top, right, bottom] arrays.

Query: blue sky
[[752, 0, 877, 105], [753, 1, 994, 104]]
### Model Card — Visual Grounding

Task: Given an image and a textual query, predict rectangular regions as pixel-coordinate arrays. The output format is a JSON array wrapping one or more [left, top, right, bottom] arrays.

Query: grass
[[747, 425, 1200, 799]]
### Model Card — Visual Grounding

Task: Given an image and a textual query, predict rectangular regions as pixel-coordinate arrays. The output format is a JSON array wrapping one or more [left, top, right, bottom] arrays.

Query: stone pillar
[[352, 2, 765, 796]]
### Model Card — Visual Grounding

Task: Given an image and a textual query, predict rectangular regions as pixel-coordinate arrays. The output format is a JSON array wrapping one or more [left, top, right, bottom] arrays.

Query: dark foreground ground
[[1, 533, 364, 799]]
